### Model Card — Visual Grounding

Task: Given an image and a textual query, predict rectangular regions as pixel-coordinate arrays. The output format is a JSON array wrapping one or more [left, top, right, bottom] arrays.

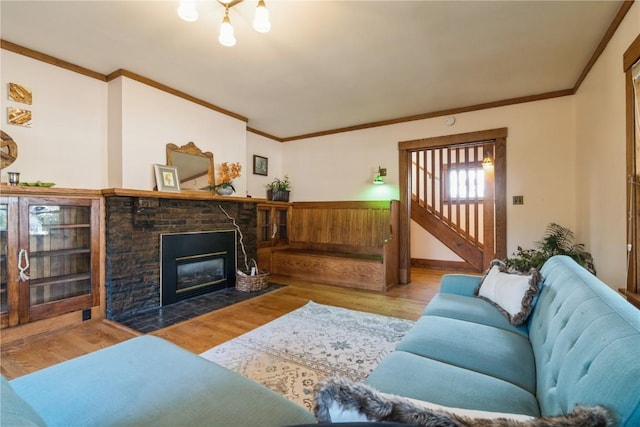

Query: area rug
[[200, 301, 414, 411]]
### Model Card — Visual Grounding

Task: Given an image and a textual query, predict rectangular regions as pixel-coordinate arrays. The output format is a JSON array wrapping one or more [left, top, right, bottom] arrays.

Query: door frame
[[398, 128, 507, 284]]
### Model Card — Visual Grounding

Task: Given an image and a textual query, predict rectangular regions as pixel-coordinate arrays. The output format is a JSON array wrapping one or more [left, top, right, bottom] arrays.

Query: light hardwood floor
[[1, 268, 461, 380]]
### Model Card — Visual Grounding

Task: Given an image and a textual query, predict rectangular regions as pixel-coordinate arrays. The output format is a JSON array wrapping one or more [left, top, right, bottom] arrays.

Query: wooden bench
[[271, 200, 399, 291]]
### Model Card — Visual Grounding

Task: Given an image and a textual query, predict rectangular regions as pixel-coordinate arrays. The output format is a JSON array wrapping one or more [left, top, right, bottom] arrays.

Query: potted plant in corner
[[266, 175, 291, 201], [504, 222, 596, 275]]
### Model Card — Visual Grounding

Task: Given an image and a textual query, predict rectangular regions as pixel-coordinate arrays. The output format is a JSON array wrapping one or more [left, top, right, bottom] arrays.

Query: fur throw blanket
[[314, 377, 611, 427]]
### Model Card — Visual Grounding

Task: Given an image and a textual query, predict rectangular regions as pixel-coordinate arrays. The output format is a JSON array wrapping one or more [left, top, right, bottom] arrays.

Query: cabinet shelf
[[29, 248, 90, 258], [29, 273, 91, 288]]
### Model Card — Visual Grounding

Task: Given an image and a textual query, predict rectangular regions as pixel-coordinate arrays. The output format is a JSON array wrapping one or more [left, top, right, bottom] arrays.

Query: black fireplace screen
[[161, 230, 236, 305], [176, 255, 225, 293]]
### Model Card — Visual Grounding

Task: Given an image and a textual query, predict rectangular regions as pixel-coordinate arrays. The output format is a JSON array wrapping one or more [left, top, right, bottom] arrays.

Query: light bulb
[[177, 0, 198, 22], [219, 11, 236, 47], [253, 0, 271, 33]]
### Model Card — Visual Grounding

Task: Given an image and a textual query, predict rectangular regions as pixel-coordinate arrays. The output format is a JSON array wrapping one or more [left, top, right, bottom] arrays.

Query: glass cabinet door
[[0, 197, 18, 328], [257, 205, 273, 247], [274, 206, 289, 245], [27, 204, 92, 306], [19, 197, 98, 323], [0, 202, 8, 324]]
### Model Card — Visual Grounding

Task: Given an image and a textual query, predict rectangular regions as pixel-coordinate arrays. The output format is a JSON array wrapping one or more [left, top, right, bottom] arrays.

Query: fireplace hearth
[[161, 230, 236, 306]]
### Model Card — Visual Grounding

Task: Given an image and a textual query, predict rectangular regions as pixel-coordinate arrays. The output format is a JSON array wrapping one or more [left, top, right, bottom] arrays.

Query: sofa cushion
[[1, 376, 46, 427], [395, 315, 536, 393], [474, 260, 541, 326], [365, 350, 540, 416], [530, 256, 640, 425], [423, 293, 529, 337], [9, 335, 315, 427]]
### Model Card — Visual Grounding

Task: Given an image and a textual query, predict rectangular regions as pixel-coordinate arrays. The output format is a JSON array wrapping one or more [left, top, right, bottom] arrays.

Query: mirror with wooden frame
[[1, 130, 18, 169], [166, 142, 214, 190]]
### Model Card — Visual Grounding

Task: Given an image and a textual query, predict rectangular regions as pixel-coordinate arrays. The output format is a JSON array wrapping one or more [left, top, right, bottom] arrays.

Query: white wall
[[246, 132, 283, 199], [112, 77, 247, 192], [284, 97, 577, 259], [574, 2, 639, 289], [0, 51, 107, 188]]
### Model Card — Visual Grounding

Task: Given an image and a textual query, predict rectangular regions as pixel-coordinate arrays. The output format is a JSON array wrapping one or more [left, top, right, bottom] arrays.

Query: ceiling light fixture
[[177, 0, 198, 22], [177, 0, 271, 47], [218, 6, 236, 47]]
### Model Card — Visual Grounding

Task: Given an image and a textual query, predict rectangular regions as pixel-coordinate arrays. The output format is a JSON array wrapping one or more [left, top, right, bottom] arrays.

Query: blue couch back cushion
[[529, 256, 640, 426]]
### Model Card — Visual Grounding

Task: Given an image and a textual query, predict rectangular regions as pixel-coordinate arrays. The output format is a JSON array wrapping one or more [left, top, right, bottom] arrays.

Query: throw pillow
[[474, 259, 541, 326], [314, 377, 611, 427]]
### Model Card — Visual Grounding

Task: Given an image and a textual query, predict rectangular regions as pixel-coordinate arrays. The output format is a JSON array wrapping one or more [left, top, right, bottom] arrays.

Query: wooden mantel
[[0, 184, 271, 204], [103, 188, 269, 203]]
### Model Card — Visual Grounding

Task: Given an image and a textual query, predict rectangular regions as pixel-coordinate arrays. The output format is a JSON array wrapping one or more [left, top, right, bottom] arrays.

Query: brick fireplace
[[104, 193, 258, 321]]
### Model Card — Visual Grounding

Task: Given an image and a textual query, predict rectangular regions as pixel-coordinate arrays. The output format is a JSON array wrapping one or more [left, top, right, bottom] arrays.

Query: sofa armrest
[[439, 274, 483, 296]]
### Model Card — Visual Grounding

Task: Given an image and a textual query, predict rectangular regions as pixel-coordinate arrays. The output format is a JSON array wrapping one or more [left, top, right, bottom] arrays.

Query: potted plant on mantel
[[266, 175, 291, 202], [212, 162, 241, 196]]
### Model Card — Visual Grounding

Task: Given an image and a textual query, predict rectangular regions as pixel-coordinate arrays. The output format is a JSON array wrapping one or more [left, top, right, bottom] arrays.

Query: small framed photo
[[253, 155, 268, 176], [154, 164, 181, 192]]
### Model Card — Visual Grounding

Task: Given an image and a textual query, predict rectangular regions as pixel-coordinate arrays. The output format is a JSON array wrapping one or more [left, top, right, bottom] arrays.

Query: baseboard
[[411, 258, 480, 272]]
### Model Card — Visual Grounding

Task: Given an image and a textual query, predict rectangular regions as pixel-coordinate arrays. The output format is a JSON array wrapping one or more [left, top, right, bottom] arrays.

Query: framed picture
[[253, 155, 268, 176], [154, 164, 181, 192]]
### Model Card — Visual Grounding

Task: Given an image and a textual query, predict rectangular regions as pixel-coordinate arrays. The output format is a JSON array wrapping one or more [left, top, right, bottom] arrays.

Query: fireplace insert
[[161, 230, 236, 305]]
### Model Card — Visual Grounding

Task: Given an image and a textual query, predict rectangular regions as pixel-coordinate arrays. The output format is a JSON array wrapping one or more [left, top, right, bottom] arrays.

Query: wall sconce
[[482, 152, 493, 169], [373, 166, 387, 185]]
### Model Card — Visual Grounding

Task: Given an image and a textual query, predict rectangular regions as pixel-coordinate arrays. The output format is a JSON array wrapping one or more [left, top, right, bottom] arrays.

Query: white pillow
[[474, 260, 541, 326]]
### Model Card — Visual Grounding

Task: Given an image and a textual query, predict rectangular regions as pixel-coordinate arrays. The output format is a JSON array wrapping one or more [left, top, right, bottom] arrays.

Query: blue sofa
[[1, 335, 315, 426], [365, 255, 640, 426]]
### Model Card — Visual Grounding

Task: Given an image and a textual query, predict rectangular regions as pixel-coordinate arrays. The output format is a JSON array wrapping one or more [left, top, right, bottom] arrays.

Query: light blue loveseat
[[1, 334, 316, 426], [365, 255, 640, 426]]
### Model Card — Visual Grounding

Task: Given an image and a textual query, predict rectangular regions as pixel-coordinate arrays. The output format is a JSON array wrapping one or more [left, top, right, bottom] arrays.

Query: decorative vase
[[216, 186, 234, 196]]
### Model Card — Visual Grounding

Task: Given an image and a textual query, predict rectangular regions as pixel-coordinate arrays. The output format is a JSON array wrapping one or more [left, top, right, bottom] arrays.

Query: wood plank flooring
[[1, 268, 460, 380]]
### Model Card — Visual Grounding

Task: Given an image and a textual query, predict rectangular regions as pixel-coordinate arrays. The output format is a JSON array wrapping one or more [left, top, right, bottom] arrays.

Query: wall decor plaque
[[8, 83, 32, 105], [8, 107, 32, 127]]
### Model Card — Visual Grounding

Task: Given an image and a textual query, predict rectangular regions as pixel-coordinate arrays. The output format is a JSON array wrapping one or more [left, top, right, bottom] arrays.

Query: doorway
[[397, 128, 507, 283]]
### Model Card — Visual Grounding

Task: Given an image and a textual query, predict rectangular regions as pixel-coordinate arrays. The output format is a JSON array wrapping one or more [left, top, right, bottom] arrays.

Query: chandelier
[[177, 0, 271, 47]]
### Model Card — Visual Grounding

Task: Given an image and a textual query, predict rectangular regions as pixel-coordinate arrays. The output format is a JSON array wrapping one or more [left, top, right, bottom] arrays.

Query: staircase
[[411, 143, 494, 271]]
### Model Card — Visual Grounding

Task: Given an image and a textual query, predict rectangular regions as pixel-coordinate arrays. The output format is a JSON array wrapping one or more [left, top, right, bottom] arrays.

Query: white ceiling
[[0, 1, 625, 140]]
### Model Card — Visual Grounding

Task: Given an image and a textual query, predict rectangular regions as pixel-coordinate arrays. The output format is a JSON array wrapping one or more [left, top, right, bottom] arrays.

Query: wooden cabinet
[[0, 194, 100, 328], [256, 203, 290, 271]]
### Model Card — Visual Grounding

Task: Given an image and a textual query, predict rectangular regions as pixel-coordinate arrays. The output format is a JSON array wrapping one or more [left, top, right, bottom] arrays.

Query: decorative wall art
[[0, 130, 18, 169], [8, 107, 32, 127], [253, 155, 268, 176], [154, 164, 181, 192], [8, 83, 33, 105]]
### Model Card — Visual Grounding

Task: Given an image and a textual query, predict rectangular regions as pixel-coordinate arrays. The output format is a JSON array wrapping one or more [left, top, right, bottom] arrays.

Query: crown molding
[[0, 39, 106, 81]]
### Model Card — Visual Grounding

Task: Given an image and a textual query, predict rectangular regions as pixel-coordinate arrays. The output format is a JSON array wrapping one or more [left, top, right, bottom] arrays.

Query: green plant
[[266, 175, 291, 191], [504, 223, 596, 275]]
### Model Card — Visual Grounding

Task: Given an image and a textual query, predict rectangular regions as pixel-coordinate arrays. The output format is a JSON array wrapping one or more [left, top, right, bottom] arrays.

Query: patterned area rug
[[200, 301, 414, 411]]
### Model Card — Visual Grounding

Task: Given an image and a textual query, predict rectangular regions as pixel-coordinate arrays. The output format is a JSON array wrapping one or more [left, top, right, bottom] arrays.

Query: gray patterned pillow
[[474, 259, 541, 326]]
